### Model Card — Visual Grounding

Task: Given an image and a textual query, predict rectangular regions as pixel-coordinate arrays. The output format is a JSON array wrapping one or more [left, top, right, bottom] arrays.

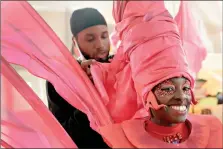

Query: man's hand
[[80, 59, 96, 81]]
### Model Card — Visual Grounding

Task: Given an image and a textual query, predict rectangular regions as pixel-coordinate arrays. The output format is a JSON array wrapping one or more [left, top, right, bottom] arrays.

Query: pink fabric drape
[[110, 1, 208, 77], [174, 1, 207, 76], [1, 1, 112, 130], [1, 56, 77, 148], [91, 1, 197, 122], [110, 31, 120, 50]]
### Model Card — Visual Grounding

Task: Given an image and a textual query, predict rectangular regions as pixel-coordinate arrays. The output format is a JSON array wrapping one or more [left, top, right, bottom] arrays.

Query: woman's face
[[151, 77, 192, 126]]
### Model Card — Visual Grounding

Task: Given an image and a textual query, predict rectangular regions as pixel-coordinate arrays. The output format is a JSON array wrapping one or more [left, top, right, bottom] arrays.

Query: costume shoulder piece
[[188, 114, 223, 148], [100, 116, 222, 148]]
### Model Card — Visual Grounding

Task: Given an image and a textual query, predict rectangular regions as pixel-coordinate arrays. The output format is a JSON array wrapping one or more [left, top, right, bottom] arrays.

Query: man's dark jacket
[[46, 56, 114, 148]]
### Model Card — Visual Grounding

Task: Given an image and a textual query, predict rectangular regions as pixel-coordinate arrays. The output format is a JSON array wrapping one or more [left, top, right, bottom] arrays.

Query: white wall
[[37, 10, 71, 50], [12, 65, 48, 107], [202, 53, 222, 70]]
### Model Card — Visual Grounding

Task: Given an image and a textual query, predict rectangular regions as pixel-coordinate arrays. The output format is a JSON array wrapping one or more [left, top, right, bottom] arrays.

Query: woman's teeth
[[170, 105, 187, 111]]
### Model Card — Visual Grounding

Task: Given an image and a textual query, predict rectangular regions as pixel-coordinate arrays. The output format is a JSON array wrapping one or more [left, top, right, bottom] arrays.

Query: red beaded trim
[[163, 133, 182, 144]]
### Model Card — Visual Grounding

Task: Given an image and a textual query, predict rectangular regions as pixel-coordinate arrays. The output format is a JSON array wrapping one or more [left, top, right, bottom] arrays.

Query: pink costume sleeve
[[1, 1, 112, 130], [1, 56, 77, 148], [174, 1, 207, 76]]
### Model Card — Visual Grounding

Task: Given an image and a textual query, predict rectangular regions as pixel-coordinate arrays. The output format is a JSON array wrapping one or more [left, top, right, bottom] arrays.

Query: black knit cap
[[70, 8, 107, 36]]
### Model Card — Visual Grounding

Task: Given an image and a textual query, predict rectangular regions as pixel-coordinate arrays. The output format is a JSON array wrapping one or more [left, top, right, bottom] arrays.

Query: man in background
[[46, 8, 112, 148]]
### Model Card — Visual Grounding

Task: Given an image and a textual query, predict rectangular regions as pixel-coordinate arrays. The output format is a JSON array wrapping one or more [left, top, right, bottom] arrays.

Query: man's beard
[[81, 49, 110, 63], [74, 39, 110, 63]]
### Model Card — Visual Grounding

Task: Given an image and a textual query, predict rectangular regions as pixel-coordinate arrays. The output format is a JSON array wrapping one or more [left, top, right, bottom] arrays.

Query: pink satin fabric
[[91, 1, 197, 122], [99, 114, 222, 148], [110, 1, 208, 77], [1, 57, 77, 148], [175, 1, 207, 76], [1, 1, 112, 130]]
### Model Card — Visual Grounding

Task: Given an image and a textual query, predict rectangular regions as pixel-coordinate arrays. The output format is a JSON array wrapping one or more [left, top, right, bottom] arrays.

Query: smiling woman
[[151, 77, 192, 126], [143, 77, 192, 144]]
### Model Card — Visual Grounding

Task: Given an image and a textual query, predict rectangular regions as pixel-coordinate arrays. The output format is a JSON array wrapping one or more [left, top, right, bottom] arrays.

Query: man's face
[[74, 25, 110, 62]]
